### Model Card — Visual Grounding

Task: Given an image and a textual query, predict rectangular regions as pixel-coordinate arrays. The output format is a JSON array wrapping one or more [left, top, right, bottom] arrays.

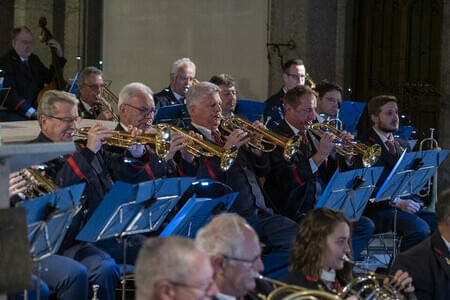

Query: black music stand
[[153, 104, 191, 128], [316, 167, 384, 221], [159, 192, 238, 237]]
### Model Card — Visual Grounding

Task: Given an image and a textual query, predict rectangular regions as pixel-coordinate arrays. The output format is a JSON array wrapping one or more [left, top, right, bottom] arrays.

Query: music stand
[[339, 101, 365, 135], [235, 99, 265, 122], [153, 104, 191, 127], [316, 167, 384, 221], [68, 71, 81, 97], [159, 192, 238, 237], [394, 125, 414, 141], [0, 87, 11, 112]]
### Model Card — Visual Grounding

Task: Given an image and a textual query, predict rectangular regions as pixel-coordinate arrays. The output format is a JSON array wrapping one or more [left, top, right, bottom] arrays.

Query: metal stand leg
[[121, 237, 127, 300]]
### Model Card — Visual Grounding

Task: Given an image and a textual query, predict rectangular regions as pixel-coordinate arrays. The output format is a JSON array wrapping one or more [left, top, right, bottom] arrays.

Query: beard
[[378, 122, 398, 134]]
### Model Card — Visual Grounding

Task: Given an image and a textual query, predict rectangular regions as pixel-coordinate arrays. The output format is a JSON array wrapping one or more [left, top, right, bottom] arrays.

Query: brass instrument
[[305, 73, 316, 89], [221, 116, 301, 160], [419, 128, 439, 212], [91, 284, 99, 300], [319, 110, 343, 131], [169, 126, 237, 171], [92, 87, 120, 122], [308, 123, 382, 167], [256, 274, 341, 300], [75, 125, 172, 159], [20, 168, 59, 199]]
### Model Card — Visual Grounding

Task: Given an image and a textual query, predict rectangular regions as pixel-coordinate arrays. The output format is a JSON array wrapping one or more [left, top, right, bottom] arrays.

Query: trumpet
[[305, 73, 316, 89], [20, 168, 59, 199], [308, 123, 382, 167], [256, 274, 341, 300], [169, 125, 237, 171], [220, 115, 301, 160], [75, 125, 172, 159]]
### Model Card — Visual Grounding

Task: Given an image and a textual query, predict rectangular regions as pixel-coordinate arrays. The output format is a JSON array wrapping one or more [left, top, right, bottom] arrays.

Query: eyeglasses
[[222, 254, 262, 267], [169, 276, 216, 300], [286, 73, 306, 81], [123, 103, 156, 117], [178, 75, 195, 82], [46, 115, 81, 125], [85, 84, 107, 90]]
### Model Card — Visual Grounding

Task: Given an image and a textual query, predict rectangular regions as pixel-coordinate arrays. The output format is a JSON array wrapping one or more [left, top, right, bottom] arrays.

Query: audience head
[[196, 213, 263, 297], [78, 66, 105, 106], [209, 74, 237, 118], [170, 58, 196, 96], [282, 59, 306, 90], [135, 236, 217, 300], [290, 208, 353, 282], [118, 82, 155, 132], [11, 26, 33, 59], [368, 95, 399, 134], [186, 81, 222, 131], [314, 81, 343, 117], [283, 85, 318, 131], [37, 90, 80, 142]]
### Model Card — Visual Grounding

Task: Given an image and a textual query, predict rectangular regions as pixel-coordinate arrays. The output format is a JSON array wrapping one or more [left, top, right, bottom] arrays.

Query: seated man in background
[[361, 95, 436, 252], [314, 81, 343, 126], [196, 213, 272, 300], [209, 73, 237, 119], [154, 57, 196, 109], [391, 189, 450, 300], [135, 236, 218, 300], [264, 85, 374, 260]]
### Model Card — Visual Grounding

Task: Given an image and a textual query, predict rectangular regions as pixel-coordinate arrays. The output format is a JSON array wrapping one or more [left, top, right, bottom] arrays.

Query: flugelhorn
[[169, 125, 237, 171], [75, 125, 172, 159], [20, 167, 59, 199], [256, 274, 341, 300], [308, 123, 381, 167], [221, 115, 301, 160]]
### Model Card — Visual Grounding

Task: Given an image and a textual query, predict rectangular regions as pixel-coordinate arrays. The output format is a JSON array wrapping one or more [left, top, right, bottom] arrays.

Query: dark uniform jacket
[[282, 269, 346, 295], [154, 86, 182, 110], [77, 98, 95, 119], [391, 230, 450, 300], [263, 88, 285, 130], [0, 49, 66, 120], [30, 132, 112, 252]]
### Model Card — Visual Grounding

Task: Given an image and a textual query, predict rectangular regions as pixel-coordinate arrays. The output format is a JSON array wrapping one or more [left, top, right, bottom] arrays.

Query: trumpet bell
[[284, 135, 301, 160], [361, 144, 382, 168]]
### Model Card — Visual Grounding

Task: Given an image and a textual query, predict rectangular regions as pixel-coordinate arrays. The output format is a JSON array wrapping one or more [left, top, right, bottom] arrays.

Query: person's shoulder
[[265, 88, 284, 104], [154, 87, 171, 98]]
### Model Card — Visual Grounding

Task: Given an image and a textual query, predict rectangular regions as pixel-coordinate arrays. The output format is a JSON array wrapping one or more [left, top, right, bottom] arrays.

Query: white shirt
[[372, 126, 395, 152]]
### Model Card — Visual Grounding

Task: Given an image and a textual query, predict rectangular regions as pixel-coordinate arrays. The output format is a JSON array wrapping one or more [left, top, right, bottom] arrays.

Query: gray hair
[[37, 90, 79, 119], [118, 82, 153, 109], [186, 81, 220, 113], [135, 236, 202, 300], [78, 66, 103, 87], [195, 213, 256, 258], [170, 57, 196, 75]]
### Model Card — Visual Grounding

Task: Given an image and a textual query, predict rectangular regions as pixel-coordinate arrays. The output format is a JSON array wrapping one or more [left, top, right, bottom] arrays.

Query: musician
[[283, 207, 415, 299], [185, 81, 298, 271], [209, 73, 237, 118], [196, 213, 273, 300], [314, 81, 343, 123], [263, 58, 305, 130], [154, 58, 196, 109], [77, 66, 114, 121], [135, 236, 218, 300], [33, 90, 120, 300], [264, 85, 374, 260], [361, 95, 437, 251], [391, 188, 450, 300], [0, 26, 65, 121]]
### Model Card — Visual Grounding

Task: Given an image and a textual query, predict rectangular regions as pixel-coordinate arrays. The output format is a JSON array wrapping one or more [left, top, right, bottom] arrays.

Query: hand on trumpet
[[179, 130, 204, 163], [224, 128, 249, 150], [126, 125, 147, 158], [385, 269, 415, 299], [9, 171, 27, 198], [86, 123, 114, 153], [164, 132, 187, 161], [338, 130, 355, 165], [92, 97, 115, 121]]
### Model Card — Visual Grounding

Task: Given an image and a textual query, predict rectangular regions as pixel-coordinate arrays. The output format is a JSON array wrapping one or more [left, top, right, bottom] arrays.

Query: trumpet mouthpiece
[[342, 254, 354, 264]]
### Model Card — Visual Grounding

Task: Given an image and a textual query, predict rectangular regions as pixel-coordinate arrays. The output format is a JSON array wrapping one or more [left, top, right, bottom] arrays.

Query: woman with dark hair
[[283, 207, 415, 299]]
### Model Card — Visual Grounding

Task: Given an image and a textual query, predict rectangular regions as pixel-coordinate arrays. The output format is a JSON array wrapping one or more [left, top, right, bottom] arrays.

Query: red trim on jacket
[[15, 99, 25, 111], [67, 157, 86, 179], [204, 159, 217, 179], [292, 166, 304, 186]]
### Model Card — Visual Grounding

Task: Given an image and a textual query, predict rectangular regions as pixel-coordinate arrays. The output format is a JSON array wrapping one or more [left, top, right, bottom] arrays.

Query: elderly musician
[[184, 81, 298, 270], [264, 85, 374, 260], [154, 57, 196, 109], [209, 73, 237, 119], [135, 236, 218, 300], [30, 90, 120, 300], [196, 213, 272, 300], [361, 95, 437, 252]]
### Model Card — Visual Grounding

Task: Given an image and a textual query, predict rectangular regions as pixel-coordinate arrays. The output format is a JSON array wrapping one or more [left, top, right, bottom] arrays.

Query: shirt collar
[[216, 293, 236, 300], [80, 99, 92, 113], [172, 90, 184, 100], [442, 235, 450, 253], [120, 123, 129, 132], [191, 122, 214, 142], [315, 112, 325, 123], [285, 118, 300, 136], [372, 126, 395, 152]]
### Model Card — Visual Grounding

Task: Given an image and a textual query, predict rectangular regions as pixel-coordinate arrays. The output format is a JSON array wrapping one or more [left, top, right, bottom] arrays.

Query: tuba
[[75, 125, 172, 159], [256, 274, 342, 300], [221, 115, 301, 160], [169, 125, 237, 171], [308, 123, 382, 167], [20, 168, 59, 199]]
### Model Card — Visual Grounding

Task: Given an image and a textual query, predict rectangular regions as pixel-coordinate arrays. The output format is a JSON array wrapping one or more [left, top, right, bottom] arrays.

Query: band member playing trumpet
[[314, 81, 343, 127], [264, 85, 374, 260], [154, 57, 196, 109], [77, 66, 115, 121], [184, 81, 298, 273]]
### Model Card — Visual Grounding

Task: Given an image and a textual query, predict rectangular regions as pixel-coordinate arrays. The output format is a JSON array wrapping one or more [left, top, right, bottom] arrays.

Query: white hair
[[185, 81, 220, 114], [135, 236, 201, 300], [118, 82, 153, 109], [170, 57, 196, 75], [37, 90, 79, 119], [195, 213, 256, 258]]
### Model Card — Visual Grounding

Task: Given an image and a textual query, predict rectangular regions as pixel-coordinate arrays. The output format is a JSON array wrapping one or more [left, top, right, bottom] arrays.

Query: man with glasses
[[30, 90, 120, 300], [196, 213, 272, 300], [263, 58, 306, 130], [135, 236, 218, 300], [77, 66, 114, 121], [0, 26, 65, 121], [314, 81, 343, 125], [154, 58, 196, 109]]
